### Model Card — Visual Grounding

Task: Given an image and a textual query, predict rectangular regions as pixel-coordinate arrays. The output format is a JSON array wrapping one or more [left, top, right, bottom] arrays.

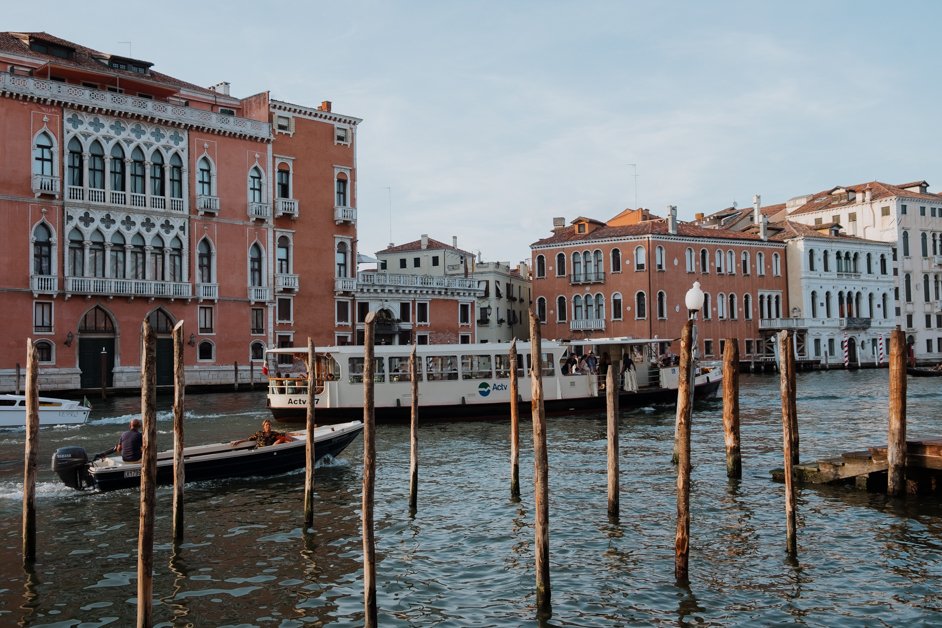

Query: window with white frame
[[772, 253, 781, 276], [726, 250, 735, 274], [655, 246, 665, 271], [657, 291, 667, 319], [198, 340, 214, 361], [198, 305, 214, 334], [703, 293, 711, 320], [248, 166, 263, 203], [34, 301, 53, 333], [250, 341, 265, 361], [33, 223, 53, 276], [249, 243, 264, 287], [743, 294, 752, 320], [335, 126, 350, 145], [741, 251, 750, 275], [611, 248, 621, 273], [251, 307, 264, 334], [757, 252, 765, 276], [717, 292, 726, 319], [276, 166, 291, 199], [459, 302, 471, 325], [635, 291, 647, 319], [555, 252, 566, 277], [33, 131, 54, 178], [537, 297, 547, 322], [277, 236, 291, 275], [715, 250, 724, 274], [700, 248, 709, 273], [612, 293, 622, 320], [336, 173, 348, 207], [685, 248, 694, 273], [417, 302, 430, 324], [634, 246, 646, 271], [197, 156, 213, 196], [34, 339, 54, 363], [277, 297, 293, 323], [556, 295, 567, 322], [536, 255, 546, 278], [336, 300, 351, 325]]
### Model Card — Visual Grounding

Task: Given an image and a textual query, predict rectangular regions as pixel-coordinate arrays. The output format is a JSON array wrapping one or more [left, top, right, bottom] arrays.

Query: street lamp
[[685, 281, 704, 320]]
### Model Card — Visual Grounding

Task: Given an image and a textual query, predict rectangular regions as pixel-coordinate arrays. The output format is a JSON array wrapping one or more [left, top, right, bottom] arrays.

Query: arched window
[[582, 251, 593, 281], [150, 235, 165, 281], [249, 243, 264, 287], [880, 254, 887, 274], [810, 291, 818, 318], [611, 248, 621, 273], [275, 236, 291, 276], [110, 231, 125, 279], [703, 293, 712, 320], [335, 172, 348, 207], [882, 293, 889, 318], [585, 293, 596, 320], [80, 305, 116, 333], [635, 292, 646, 319], [836, 252, 844, 273], [756, 252, 765, 276], [905, 273, 912, 302], [655, 246, 665, 271], [715, 250, 724, 273], [657, 291, 667, 319], [33, 132, 54, 177], [727, 250, 736, 274], [612, 293, 622, 320], [717, 292, 726, 319], [276, 164, 291, 199], [68, 137, 83, 187], [808, 248, 815, 271], [169, 237, 183, 282], [555, 252, 566, 277], [573, 294, 584, 320], [88, 141, 105, 190], [823, 250, 830, 272], [535, 255, 546, 278], [129, 146, 145, 195], [89, 230, 105, 278], [700, 248, 709, 273], [249, 166, 263, 203], [68, 228, 84, 276], [335, 241, 348, 278], [685, 248, 694, 273], [902, 231, 910, 257], [728, 293, 737, 320], [825, 291, 832, 318], [536, 297, 546, 323], [147, 308, 175, 333], [110, 144, 126, 192], [772, 253, 781, 276], [594, 250, 604, 279], [197, 238, 213, 283], [556, 295, 567, 322], [169, 154, 183, 199], [572, 253, 582, 282], [130, 234, 146, 280], [922, 232, 929, 257], [33, 223, 53, 276], [150, 151, 165, 198], [868, 292, 875, 318], [743, 293, 752, 320], [198, 340, 215, 361], [595, 294, 605, 321], [251, 341, 266, 362], [866, 253, 872, 274], [634, 246, 646, 271], [197, 157, 213, 196], [34, 340, 53, 364], [741, 251, 750, 275]]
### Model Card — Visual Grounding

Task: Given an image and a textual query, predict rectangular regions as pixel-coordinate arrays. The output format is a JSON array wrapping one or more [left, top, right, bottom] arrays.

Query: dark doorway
[[78, 306, 116, 389], [148, 309, 176, 386], [847, 336, 858, 367]]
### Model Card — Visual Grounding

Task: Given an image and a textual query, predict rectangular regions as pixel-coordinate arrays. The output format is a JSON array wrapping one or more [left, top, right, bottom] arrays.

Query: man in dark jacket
[[116, 418, 143, 462]]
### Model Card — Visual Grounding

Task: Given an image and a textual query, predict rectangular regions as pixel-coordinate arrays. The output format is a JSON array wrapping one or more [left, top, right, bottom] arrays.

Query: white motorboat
[[0, 394, 91, 427]]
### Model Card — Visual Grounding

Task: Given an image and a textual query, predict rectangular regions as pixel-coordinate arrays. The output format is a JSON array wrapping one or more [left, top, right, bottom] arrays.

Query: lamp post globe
[[685, 281, 705, 317]]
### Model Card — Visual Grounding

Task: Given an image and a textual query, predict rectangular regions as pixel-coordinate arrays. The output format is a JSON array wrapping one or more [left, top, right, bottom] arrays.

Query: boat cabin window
[[520, 353, 556, 377], [348, 357, 385, 383], [315, 354, 339, 383], [425, 355, 458, 381], [0, 398, 18, 406], [461, 354, 493, 380], [389, 356, 421, 382], [495, 354, 512, 379]]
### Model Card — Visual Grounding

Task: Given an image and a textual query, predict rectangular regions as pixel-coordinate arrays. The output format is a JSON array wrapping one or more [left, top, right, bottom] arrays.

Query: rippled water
[[1, 370, 942, 626]]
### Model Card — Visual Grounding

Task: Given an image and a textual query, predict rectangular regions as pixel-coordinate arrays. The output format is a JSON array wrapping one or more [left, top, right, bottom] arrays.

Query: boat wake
[[0, 480, 77, 500]]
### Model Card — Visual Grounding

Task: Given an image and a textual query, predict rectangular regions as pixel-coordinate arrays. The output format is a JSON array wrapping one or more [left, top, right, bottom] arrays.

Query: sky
[[11, 1, 942, 265]]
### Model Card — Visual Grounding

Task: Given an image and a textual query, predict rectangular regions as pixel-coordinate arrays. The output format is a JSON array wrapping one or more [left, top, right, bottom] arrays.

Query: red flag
[[262, 365, 268, 375]]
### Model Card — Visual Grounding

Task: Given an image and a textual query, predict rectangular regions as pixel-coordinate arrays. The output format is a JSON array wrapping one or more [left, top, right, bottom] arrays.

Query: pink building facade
[[0, 32, 359, 391]]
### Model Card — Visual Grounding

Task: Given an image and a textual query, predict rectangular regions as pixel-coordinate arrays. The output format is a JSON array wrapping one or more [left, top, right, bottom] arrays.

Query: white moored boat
[[265, 338, 721, 424], [0, 394, 91, 427]]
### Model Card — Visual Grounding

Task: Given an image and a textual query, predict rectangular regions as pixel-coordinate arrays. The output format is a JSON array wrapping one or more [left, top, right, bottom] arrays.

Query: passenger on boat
[[115, 418, 143, 463], [232, 419, 295, 448], [586, 351, 598, 374], [562, 355, 577, 375], [621, 359, 638, 392]]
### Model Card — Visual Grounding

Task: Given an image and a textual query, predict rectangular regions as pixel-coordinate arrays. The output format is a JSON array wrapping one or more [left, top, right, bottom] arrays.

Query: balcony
[[64, 276, 191, 299], [759, 318, 812, 330], [357, 272, 479, 291], [276, 273, 299, 292], [196, 282, 218, 301], [248, 202, 271, 220], [335, 277, 357, 293], [196, 195, 219, 215], [275, 198, 299, 218], [570, 318, 606, 331], [32, 174, 60, 196], [0, 72, 271, 140], [66, 184, 186, 213], [570, 271, 606, 285], [30, 274, 58, 295], [334, 206, 357, 224], [248, 286, 272, 303], [934, 255, 942, 267], [840, 317, 871, 330]]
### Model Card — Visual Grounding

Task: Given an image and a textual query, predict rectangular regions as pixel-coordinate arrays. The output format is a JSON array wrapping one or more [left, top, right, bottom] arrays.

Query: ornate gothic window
[[33, 223, 53, 276], [110, 144, 126, 192]]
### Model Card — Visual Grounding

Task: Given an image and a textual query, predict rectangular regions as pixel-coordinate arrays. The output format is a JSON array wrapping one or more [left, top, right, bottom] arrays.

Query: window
[[68, 138, 83, 187], [399, 258, 406, 269], [34, 301, 53, 333], [34, 340, 53, 363], [459, 302, 471, 325], [276, 115, 291, 132], [432, 255, 440, 267], [129, 234, 145, 279], [33, 132, 54, 177], [902, 231, 910, 257], [556, 296, 567, 322], [249, 166, 263, 203], [741, 251, 750, 275], [168, 237, 183, 282], [109, 144, 126, 192], [277, 236, 291, 275], [335, 126, 350, 144], [336, 174, 348, 206], [198, 239, 213, 283], [197, 157, 212, 196], [198, 341, 214, 361], [905, 273, 912, 302], [743, 294, 752, 320], [921, 206, 927, 217], [922, 232, 929, 257], [572, 253, 582, 282], [756, 252, 765, 276], [251, 307, 264, 334], [250, 341, 265, 362], [33, 223, 53, 276], [657, 291, 667, 319], [276, 167, 290, 199], [728, 293, 737, 320], [417, 302, 429, 324], [655, 246, 665, 271], [881, 206, 890, 217], [413, 257, 420, 268], [399, 302, 411, 323], [685, 248, 694, 273], [277, 297, 293, 323], [88, 141, 105, 190], [635, 292, 646, 319], [87, 230, 105, 278], [727, 250, 735, 275], [902, 204, 908, 215], [717, 293, 726, 319], [704, 340, 714, 357], [772, 253, 781, 276], [198, 306, 214, 334], [700, 249, 709, 273], [536, 255, 546, 278], [556, 253, 567, 277], [357, 302, 370, 323], [68, 228, 84, 276], [150, 151, 165, 197], [848, 212, 857, 223], [703, 293, 711, 320], [149, 235, 164, 281], [129, 147, 144, 194], [249, 243, 263, 287], [611, 248, 621, 273], [573, 294, 583, 321], [109, 232, 125, 279], [634, 246, 646, 271], [336, 301, 350, 325], [536, 297, 546, 322], [808, 249, 815, 271], [612, 293, 622, 320]]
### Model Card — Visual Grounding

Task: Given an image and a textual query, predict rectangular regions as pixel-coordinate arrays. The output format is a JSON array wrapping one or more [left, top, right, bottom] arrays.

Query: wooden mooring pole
[[100, 348, 108, 400], [787, 335, 799, 465], [722, 338, 742, 479], [409, 343, 419, 514], [778, 330, 797, 556], [529, 310, 551, 619], [21, 341, 39, 565], [674, 320, 694, 584], [362, 312, 378, 627], [171, 321, 186, 544], [233, 361, 239, 391], [509, 339, 520, 500], [15, 362, 21, 395], [888, 329, 907, 497], [304, 337, 317, 529], [606, 365, 620, 519], [138, 319, 158, 627]]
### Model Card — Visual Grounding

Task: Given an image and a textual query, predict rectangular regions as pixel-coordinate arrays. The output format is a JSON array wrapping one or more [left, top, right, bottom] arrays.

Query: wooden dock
[[772, 439, 942, 495]]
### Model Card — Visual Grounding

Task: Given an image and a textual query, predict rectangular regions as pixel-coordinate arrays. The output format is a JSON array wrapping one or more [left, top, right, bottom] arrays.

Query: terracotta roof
[[787, 180, 942, 216], [378, 237, 475, 257], [0, 32, 217, 97], [531, 217, 776, 248], [767, 220, 884, 244]]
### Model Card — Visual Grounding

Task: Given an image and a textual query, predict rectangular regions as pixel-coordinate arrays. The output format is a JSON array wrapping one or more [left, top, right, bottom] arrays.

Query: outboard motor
[[52, 446, 92, 490]]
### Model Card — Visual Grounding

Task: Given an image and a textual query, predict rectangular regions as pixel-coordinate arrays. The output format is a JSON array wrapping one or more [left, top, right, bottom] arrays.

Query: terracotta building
[[530, 208, 789, 360], [0, 32, 359, 391]]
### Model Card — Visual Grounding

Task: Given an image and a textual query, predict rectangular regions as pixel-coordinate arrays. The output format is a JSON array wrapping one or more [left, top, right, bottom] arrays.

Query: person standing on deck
[[622, 358, 638, 392]]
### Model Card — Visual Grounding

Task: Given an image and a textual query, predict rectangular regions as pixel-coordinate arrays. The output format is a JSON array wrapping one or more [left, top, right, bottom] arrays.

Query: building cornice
[[531, 233, 786, 252], [271, 99, 362, 126]]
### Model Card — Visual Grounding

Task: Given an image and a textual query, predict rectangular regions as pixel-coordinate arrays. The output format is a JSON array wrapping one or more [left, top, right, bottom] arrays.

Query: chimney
[[753, 194, 761, 225], [695, 212, 704, 222], [667, 205, 677, 234], [420, 234, 428, 250], [318, 100, 332, 112], [552, 216, 566, 234], [865, 187, 872, 203], [209, 81, 230, 96], [452, 235, 458, 249], [760, 215, 768, 241]]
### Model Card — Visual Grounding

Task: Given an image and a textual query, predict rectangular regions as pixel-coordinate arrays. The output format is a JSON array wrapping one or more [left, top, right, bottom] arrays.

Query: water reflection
[[17, 564, 39, 627]]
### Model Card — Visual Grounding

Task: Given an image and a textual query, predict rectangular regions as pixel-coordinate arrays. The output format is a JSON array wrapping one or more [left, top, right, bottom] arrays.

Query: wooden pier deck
[[772, 439, 942, 494]]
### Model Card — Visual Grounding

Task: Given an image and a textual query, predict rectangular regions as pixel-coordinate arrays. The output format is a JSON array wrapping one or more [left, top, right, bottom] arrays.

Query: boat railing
[[267, 377, 323, 395]]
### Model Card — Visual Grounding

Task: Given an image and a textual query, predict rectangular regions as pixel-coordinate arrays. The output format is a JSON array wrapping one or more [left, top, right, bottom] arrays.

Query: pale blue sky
[[11, 1, 942, 264]]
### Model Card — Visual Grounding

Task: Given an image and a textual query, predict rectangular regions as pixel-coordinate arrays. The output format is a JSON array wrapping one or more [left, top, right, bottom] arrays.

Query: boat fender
[[396, 398, 401, 407], [461, 396, 466, 405]]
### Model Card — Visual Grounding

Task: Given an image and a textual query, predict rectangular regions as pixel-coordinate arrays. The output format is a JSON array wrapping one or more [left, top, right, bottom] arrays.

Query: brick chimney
[[318, 100, 332, 112], [667, 205, 677, 234]]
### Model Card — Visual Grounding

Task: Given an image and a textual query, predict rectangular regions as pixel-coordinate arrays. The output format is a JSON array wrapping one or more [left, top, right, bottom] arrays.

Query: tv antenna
[[628, 163, 638, 208]]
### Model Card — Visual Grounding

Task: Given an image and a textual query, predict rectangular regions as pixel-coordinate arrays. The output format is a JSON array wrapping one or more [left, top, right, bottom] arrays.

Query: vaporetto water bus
[[265, 338, 722, 423]]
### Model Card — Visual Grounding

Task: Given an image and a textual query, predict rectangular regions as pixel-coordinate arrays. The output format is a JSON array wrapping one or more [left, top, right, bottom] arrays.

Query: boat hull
[[0, 394, 90, 427], [270, 378, 722, 424], [87, 423, 362, 492]]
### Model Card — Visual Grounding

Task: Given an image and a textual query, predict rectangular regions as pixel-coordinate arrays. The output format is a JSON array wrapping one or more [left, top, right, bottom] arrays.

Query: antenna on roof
[[118, 40, 132, 57]]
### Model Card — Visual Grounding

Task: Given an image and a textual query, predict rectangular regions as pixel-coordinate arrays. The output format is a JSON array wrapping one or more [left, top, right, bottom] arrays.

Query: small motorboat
[[907, 366, 942, 377], [0, 394, 91, 427], [51, 420, 363, 492]]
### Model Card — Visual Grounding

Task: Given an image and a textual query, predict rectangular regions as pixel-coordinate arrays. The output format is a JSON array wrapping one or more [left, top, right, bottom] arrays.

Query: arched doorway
[[847, 336, 858, 368], [374, 308, 399, 345], [78, 306, 116, 389], [147, 308, 176, 386]]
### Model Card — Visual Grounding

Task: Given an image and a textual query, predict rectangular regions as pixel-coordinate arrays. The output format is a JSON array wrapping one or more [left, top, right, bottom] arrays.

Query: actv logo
[[478, 382, 508, 397]]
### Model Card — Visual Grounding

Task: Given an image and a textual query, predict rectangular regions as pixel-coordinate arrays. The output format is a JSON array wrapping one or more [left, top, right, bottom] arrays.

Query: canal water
[[1, 369, 941, 626]]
